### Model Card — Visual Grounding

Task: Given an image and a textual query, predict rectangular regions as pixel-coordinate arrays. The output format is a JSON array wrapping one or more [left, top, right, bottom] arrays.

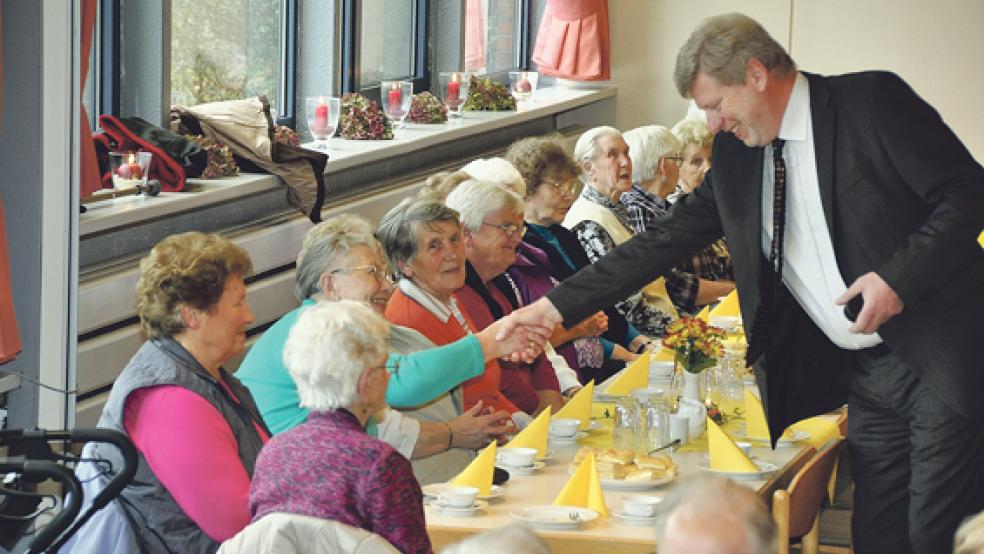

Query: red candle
[[388, 86, 403, 111], [315, 103, 329, 130], [448, 80, 460, 100]]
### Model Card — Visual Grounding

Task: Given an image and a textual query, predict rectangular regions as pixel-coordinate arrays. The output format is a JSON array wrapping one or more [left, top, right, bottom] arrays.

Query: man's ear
[[746, 58, 769, 92]]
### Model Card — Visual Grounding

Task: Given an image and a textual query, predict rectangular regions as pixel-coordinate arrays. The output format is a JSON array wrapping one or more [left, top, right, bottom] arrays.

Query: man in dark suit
[[503, 13, 984, 553]]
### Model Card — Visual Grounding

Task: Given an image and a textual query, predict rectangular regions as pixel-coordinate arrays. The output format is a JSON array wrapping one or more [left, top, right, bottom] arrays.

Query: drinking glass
[[639, 397, 670, 452], [305, 96, 341, 150], [612, 397, 640, 451], [380, 80, 413, 128], [438, 72, 471, 118]]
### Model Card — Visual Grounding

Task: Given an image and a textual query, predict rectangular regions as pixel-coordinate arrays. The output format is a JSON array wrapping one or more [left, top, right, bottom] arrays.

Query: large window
[[170, 0, 283, 113], [340, 0, 428, 95], [464, 0, 528, 75]]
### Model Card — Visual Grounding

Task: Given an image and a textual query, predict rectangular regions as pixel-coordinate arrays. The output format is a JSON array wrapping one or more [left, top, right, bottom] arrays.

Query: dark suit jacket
[[548, 71, 984, 439]]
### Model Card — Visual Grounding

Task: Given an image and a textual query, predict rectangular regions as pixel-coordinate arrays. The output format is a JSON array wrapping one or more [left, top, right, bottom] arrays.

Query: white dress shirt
[[761, 73, 882, 350]]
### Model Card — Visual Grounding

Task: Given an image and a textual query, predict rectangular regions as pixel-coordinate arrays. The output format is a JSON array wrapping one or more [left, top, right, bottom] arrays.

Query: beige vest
[[564, 196, 678, 319]]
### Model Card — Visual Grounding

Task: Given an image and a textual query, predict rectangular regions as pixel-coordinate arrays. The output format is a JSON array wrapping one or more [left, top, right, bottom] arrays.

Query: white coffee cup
[[498, 447, 537, 467], [622, 495, 663, 517], [735, 441, 752, 455], [550, 418, 580, 437], [649, 360, 675, 378], [439, 486, 479, 508], [669, 414, 690, 447], [709, 315, 741, 333]]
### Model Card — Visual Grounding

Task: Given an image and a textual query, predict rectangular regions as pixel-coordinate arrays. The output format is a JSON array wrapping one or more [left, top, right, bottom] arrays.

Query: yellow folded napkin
[[978, 231, 984, 248], [604, 354, 648, 395], [554, 381, 594, 430], [744, 387, 772, 440], [788, 416, 842, 451], [696, 305, 710, 322], [451, 441, 497, 496], [709, 289, 740, 318], [707, 417, 759, 472], [506, 407, 551, 457], [553, 452, 609, 516]]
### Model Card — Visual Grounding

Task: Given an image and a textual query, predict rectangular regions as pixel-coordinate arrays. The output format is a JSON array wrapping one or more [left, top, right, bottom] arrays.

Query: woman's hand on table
[[449, 401, 515, 450]]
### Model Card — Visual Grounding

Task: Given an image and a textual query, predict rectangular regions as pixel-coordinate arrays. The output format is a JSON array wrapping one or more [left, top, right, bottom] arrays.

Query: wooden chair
[[773, 438, 846, 554]]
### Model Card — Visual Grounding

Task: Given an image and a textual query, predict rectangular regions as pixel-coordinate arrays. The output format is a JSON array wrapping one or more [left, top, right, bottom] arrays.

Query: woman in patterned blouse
[[249, 301, 431, 554], [562, 126, 678, 338]]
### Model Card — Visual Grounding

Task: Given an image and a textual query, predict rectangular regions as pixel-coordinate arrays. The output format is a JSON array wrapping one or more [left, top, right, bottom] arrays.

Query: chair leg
[[801, 514, 820, 554], [773, 491, 790, 554]]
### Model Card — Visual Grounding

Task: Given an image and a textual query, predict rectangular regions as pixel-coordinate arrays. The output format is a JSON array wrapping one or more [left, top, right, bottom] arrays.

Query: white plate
[[612, 510, 659, 526], [695, 460, 778, 480], [600, 474, 676, 490], [497, 460, 546, 476], [511, 505, 599, 530], [548, 431, 588, 443], [586, 420, 604, 432], [426, 498, 489, 517], [733, 429, 810, 447], [422, 483, 505, 500]]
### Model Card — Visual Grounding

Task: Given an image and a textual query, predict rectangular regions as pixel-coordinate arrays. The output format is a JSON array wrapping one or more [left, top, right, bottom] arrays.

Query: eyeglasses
[[330, 265, 392, 283], [481, 221, 527, 238], [663, 155, 684, 167], [542, 180, 581, 197]]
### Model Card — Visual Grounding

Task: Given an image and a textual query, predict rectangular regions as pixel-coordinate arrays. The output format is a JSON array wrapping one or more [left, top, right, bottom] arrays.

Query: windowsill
[[79, 85, 616, 238]]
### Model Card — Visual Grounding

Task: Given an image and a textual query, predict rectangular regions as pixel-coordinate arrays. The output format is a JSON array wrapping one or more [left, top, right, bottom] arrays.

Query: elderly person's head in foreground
[[445, 179, 526, 283], [137, 231, 254, 374], [284, 300, 391, 424], [655, 474, 777, 554], [955, 511, 984, 554], [671, 118, 714, 195], [506, 135, 582, 227], [377, 196, 466, 304], [420, 170, 472, 201], [461, 157, 528, 197], [442, 524, 551, 554], [573, 125, 633, 203], [622, 125, 683, 200], [294, 214, 394, 314]]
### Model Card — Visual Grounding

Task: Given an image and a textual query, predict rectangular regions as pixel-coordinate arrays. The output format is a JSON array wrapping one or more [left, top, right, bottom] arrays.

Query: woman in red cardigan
[[380, 196, 533, 429]]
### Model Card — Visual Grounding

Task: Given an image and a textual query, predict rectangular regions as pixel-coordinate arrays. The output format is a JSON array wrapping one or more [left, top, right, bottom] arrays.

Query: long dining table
[[424, 409, 836, 553]]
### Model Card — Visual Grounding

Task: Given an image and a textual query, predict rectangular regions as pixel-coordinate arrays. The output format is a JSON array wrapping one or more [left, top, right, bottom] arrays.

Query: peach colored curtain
[[464, 0, 486, 71], [80, 0, 102, 197], [0, 197, 21, 364], [532, 0, 610, 81]]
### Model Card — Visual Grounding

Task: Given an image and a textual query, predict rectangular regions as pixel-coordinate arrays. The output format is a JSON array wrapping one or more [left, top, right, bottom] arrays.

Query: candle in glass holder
[[388, 84, 403, 111], [314, 98, 329, 131], [447, 77, 461, 108]]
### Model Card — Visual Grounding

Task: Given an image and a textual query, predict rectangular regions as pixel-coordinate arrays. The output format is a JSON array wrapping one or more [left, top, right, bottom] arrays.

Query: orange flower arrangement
[[662, 316, 726, 374]]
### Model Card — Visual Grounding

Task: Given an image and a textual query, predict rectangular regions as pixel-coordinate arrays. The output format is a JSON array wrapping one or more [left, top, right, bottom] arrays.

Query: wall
[[608, 0, 984, 161]]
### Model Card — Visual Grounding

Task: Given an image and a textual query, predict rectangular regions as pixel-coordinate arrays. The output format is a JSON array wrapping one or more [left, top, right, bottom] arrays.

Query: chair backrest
[[218, 512, 401, 554], [781, 438, 846, 539], [757, 445, 816, 506]]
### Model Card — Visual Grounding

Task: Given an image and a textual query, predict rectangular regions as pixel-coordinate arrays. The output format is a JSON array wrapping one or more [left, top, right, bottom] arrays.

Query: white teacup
[[498, 447, 537, 467], [631, 387, 665, 403], [439, 486, 479, 508], [735, 441, 752, 455], [709, 315, 741, 333], [623, 495, 663, 517], [550, 418, 580, 437]]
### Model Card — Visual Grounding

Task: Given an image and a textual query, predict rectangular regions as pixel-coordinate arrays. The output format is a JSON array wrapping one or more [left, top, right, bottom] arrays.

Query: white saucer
[[695, 459, 778, 480], [511, 505, 599, 530], [612, 510, 659, 526], [496, 460, 546, 476], [733, 428, 810, 447], [600, 474, 675, 490], [422, 483, 505, 500], [426, 498, 489, 517], [548, 431, 588, 443]]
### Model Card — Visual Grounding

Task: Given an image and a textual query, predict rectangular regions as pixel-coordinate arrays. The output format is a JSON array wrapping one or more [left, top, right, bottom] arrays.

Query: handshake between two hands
[[492, 298, 565, 363]]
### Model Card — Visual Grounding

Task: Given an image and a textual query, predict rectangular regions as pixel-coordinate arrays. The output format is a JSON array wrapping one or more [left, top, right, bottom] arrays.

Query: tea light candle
[[314, 98, 329, 131], [388, 83, 402, 111]]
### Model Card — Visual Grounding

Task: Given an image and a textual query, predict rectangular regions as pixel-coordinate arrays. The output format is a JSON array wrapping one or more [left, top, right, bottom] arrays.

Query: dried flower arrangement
[[338, 93, 394, 140], [185, 135, 239, 178], [273, 125, 301, 147], [463, 75, 517, 111], [406, 91, 448, 124]]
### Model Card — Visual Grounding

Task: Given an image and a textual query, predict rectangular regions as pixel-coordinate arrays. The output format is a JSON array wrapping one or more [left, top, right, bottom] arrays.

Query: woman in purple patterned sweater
[[248, 301, 432, 554]]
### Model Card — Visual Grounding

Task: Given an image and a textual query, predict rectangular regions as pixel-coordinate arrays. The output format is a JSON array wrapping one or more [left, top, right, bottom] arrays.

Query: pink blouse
[[124, 384, 269, 542]]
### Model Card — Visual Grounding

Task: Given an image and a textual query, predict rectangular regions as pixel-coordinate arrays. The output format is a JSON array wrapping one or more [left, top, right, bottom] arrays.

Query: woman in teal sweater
[[237, 214, 539, 483]]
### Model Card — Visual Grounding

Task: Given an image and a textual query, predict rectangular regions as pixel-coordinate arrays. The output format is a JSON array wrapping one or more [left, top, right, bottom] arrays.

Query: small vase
[[682, 370, 702, 403]]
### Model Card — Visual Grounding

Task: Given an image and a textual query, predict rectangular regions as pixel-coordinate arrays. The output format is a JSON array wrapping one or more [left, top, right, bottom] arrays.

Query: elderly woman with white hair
[[669, 117, 714, 202], [445, 179, 565, 415], [237, 214, 529, 484], [564, 125, 677, 338], [621, 125, 735, 314], [248, 301, 431, 554]]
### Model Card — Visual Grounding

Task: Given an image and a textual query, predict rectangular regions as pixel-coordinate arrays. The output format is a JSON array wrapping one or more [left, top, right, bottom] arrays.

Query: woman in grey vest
[[86, 232, 271, 553]]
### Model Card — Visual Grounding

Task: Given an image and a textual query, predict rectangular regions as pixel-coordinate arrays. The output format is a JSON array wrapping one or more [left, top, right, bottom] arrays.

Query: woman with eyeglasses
[[562, 126, 678, 338], [621, 125, 735, 314], [505, 135, 649, 383], [445, 179, 565, 416], [237, 214, 533, 484]]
